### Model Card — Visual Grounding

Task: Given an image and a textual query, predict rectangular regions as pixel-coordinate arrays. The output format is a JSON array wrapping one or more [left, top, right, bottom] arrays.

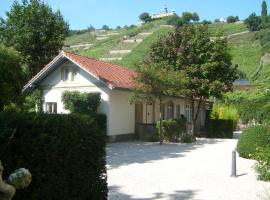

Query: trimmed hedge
[[0, 112, 107, 200], [156, 117, 186, 142], [237, 125, 270, 158], [206, 119, 234, 138]]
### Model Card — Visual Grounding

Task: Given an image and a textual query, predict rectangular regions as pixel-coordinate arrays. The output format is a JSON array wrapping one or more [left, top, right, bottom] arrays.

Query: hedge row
[[206, 119, 234, 138], [237, 125, 270, 158], [0, 112, 107, 200]]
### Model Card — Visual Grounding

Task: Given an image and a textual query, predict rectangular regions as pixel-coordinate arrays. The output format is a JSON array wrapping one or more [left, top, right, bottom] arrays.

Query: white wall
[[39, 60, 111, 132], [109, 90, 135, 135], [39, 59, 136, 136]]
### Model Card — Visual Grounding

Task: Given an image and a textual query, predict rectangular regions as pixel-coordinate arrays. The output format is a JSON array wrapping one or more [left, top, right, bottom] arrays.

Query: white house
[[23, 51, 209, 141]]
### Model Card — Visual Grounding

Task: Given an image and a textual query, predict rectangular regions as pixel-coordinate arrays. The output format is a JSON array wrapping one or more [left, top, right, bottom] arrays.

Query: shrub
[[206, 119, 234, 138], [156, 117, 186, 142], [254, 146, 270, 181], [0, 112, 107, 199], [61, 91, 101, 115], [210, 103, 239, 129], [237, 125, 270, 158]]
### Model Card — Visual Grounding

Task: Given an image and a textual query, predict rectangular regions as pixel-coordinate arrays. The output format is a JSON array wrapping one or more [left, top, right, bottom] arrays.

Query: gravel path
[[107, 138, 270, 200]]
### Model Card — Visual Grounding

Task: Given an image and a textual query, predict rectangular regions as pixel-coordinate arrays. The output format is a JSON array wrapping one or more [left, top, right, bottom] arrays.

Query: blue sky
[[0, 0, 263, 30]]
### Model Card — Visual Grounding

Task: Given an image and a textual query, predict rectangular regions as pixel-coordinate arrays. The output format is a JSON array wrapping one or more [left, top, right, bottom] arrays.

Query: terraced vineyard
[[65, 20, 266, 82]]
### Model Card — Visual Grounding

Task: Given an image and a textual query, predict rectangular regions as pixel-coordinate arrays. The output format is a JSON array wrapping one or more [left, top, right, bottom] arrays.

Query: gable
[[39, 59, 105, 89], [23, 51, 135, 92]]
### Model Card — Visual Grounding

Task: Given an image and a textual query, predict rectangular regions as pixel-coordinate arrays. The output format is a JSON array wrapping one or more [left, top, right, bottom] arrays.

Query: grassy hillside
[[65, 21, 264, 81], [229, 32, 262, 78]]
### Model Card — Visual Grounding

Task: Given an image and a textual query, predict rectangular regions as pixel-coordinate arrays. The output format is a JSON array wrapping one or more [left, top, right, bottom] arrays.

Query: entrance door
[[146, 103, 154, 124]]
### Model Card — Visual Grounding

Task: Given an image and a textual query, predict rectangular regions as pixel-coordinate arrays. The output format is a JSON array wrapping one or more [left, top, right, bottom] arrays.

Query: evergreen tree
[[262, 0, 268, 24]]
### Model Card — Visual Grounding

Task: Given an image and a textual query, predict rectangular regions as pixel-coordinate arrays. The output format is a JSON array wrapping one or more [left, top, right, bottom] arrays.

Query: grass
[[65, 32, 96, 46], [208, 22, 248, 37], [229, 32, 262, 78], [118, 27, 173, 68]]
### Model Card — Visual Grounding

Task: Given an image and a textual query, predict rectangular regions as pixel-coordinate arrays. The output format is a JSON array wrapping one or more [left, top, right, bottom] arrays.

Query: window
[[167, 102, 174, 119], [176, 105, 181, 118], [61, 68, 77, 82], [185, 104, 192, 122], [45, 102, 57, 114]]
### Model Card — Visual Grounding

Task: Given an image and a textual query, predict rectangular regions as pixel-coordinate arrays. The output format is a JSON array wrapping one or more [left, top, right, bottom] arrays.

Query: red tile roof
[[23, 51, 136, 91]]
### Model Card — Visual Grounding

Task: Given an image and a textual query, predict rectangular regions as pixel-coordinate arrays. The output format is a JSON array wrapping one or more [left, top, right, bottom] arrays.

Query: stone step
[[109, 50, 132, 54], [100, 57, 122, 61], [70, 43, 93, 49], [138, 32, 152, 36], [96, 36, 109, 40], [123, 39, 143, 43]]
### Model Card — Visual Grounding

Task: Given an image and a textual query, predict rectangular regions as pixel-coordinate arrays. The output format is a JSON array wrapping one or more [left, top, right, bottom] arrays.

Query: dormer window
[[61, 68, 77, 82]]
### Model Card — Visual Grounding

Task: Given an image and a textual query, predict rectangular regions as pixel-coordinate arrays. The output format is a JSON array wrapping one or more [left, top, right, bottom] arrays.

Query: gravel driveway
[[107, 138, 270, 200]]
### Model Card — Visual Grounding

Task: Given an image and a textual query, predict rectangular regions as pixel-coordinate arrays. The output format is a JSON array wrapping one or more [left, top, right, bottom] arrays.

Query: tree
[[102, 25, 110, 30], [182, 12, 200, 24], [227, 16, 239, 23], [0, 44, 23, 111], [245, 13, 262, 31], [202, 20, 212, 25], [87, 25, 95, 32], [148, 25, 238, 137], [139, 12, 151, 23], [131, 61, 182, 144], [0, 0, 68, 78], [262, 0, 268, 24], [166, 15, 184, 27]]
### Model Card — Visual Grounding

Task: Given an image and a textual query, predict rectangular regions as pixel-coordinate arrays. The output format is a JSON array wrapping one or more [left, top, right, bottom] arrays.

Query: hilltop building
[[151, 5, 175, 19]]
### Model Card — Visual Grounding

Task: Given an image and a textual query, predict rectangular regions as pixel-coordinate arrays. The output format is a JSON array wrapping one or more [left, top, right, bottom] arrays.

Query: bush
[[156, 117, 186, 142], [61, 91, 101, 115], [237, 125, 270, 158], [254, 146, 270, 181], [245, 13, 262, 31], [206, 119, 234, 138], [210, 103, 239, 129], [0, 112, 107, 199]]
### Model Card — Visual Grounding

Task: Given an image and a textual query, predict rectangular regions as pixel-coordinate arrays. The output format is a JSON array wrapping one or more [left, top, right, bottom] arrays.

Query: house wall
[[109, 90, 135, 137], [141, 98, 206, 130], [39, 60, 112, 133]]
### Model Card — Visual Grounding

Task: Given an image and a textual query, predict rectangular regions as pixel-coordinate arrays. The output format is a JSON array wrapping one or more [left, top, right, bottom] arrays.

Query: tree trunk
[[191, 97, 203, 139], [159, 97, 163, 145]]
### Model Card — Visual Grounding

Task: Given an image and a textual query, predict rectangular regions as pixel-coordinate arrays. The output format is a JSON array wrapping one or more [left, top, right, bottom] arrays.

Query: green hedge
[[254, 146, 270, 181], [237, 125, 270, 158], [156, 117, 186, 142], [0, 112, 107, 200], [206, 119, 234, 138]]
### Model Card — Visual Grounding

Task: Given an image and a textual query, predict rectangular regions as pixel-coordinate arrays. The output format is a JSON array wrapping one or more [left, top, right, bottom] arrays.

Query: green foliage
[[148, 25, 237, 136], [237, 125, 270, 158], [254, 146, 270, 181], [102, 25, 110, 30], [210, 103, 239, 129], [61, 91, 101, 115], [224, 91, 270, 123], [22, 89, 43, 113], [156, 117, 187, 142], [206, 119, 234, 138], [139, 12, 151, 23], [0, 112, 107, 199], [0, 0, 69, 77], [181, 12, 200, 23], [262, 1, 268, 24], [227, 16, 239, 23], [245, 13, 262, 31], [0, 44, 23, 110], [202, 20, 212, 25], [166, 15, 184, 27]]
